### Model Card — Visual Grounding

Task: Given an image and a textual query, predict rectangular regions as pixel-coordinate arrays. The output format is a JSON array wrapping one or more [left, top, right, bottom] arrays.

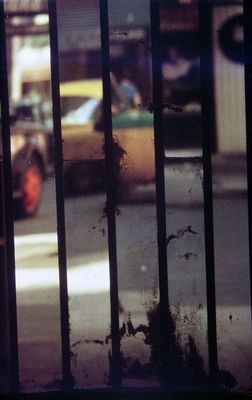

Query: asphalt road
[[13, 165, 252, 392]]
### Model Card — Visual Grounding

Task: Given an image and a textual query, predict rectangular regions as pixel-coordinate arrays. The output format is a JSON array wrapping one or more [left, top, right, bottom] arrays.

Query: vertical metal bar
[[48, 0, 73, 391], [150, 0, 169, 306], [199, 0, 219, 382], [243, 0, 252, 323], [99, 0, 121, 387], [0, 0, 19, 393], [150, 0, 170, 380]]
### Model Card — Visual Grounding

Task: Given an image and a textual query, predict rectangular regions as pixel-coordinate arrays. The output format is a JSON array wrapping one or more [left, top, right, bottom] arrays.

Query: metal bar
[[48, 0, 73, 391], [99, 0, 121, 387], [0, 0, 19, 393], [150, 0, 169, 307], [150, 0, 170, 382], [243, 0, 252, 323], [165, 157, 203, 164], [198, 0, 219, 382]]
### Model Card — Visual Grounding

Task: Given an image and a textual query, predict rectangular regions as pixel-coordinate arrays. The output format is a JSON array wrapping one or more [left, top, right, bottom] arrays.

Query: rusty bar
[[48, 0, 73, 391], [99, 0, 121, 387], [0, 0, 19, 393], [243, 0, 252, 322], [150, 0, 169, 307], [150, 0, 170, 381], [199, 0, 219, 382]]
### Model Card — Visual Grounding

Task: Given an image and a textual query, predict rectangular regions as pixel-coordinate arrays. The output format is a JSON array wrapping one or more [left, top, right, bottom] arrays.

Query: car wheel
[[15, 157, 43, 218]]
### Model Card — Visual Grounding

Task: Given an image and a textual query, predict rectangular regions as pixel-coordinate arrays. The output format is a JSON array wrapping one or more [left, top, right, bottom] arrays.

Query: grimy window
[[0, 0, 251, 396]]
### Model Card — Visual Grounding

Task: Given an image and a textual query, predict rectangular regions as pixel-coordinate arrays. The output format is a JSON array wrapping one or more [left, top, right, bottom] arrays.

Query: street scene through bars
[[0, 0, 251, 395]]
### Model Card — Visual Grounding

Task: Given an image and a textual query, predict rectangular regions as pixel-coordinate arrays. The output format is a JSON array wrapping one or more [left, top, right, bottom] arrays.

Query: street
[[13, 162, 252, 392], [1, 0, 249, 394]]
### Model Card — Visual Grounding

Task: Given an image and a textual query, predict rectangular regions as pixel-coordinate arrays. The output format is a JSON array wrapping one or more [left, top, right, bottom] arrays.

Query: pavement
[[164, 150, 248, 198], [212, 153, 248, 197], [128, 151, 248, 206], [12, 150, 251, 393]]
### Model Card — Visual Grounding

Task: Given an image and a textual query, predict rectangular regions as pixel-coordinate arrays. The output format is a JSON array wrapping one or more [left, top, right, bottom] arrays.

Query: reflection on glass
[[161, 1, 202, 157], [6, 13, 62, 391], [211, 3, 252, 390], [108, 0, 161, 388], [57, 0, 111, 388], [161, 0, 209, 389], [2, 0, 250, 393]]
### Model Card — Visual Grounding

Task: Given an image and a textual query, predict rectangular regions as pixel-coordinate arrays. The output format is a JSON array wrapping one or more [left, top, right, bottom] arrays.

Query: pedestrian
[[119, 69, 142, 108]]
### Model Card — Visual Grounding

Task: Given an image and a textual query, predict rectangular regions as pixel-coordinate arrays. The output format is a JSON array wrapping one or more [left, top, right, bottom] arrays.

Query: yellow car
[[60, 79, 155, 194]]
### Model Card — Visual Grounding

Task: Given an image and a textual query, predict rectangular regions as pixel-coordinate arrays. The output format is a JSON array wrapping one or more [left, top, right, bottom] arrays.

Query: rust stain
[[166, 225, 198, 246], [178, 252, 198, 260]]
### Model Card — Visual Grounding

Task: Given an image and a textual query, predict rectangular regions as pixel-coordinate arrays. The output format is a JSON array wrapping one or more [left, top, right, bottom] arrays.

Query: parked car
[[60, 79, 155, 196], [9, 101, 53, 218]]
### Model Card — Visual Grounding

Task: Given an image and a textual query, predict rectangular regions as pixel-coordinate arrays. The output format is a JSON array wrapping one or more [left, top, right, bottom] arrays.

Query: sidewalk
[[164, 150, 248, 198], [212, 153, 248, 197]]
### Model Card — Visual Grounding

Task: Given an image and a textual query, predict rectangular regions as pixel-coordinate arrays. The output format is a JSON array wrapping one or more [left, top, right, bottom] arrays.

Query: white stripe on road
[[15, 232, 57, 246], [16, 262, 110, 294], [15, 233, 110, 294]]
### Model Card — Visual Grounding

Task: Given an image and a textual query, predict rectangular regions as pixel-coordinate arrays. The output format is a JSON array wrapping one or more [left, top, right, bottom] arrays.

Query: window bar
[[0, 1, 19, 393], [150, 0, 170, 379], [243, 0, 252, 323], [48, 0, 73, 391], [99, 0, 121, 387], [199, 0, 219, 382]]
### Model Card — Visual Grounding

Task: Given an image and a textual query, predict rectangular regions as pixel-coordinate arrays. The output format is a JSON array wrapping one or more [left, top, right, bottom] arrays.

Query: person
[[162, 45, 200, 105], [118, 69, 142, 108], [162, 45, 192, 82]]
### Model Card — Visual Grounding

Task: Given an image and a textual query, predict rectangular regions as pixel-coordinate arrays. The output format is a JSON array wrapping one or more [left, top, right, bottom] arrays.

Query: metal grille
[[0, 0, 251, 395]]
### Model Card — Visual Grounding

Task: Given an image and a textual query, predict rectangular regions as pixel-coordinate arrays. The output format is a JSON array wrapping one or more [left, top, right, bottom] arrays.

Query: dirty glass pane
[[1, 0, 250, 394], [108, 0, 160, 387], [57, 0, 111, 388], [161, 0, 209, 389], [4, 8, 62, 391], [211, 3, 252, 390]]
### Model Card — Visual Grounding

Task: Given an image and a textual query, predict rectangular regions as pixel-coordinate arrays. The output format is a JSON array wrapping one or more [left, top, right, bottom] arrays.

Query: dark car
[[8, 100, 53, 218]]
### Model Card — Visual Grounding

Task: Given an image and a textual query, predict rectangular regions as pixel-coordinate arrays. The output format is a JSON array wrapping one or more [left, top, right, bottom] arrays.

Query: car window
[[60, 96, 90, 117], [61, 97, 100, 124]]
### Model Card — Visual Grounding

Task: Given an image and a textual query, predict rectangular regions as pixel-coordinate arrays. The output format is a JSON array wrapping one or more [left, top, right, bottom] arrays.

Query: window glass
[[6, 10, 63, 391], [57, 0, 111, 388], [211, 3, 251, 389]]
